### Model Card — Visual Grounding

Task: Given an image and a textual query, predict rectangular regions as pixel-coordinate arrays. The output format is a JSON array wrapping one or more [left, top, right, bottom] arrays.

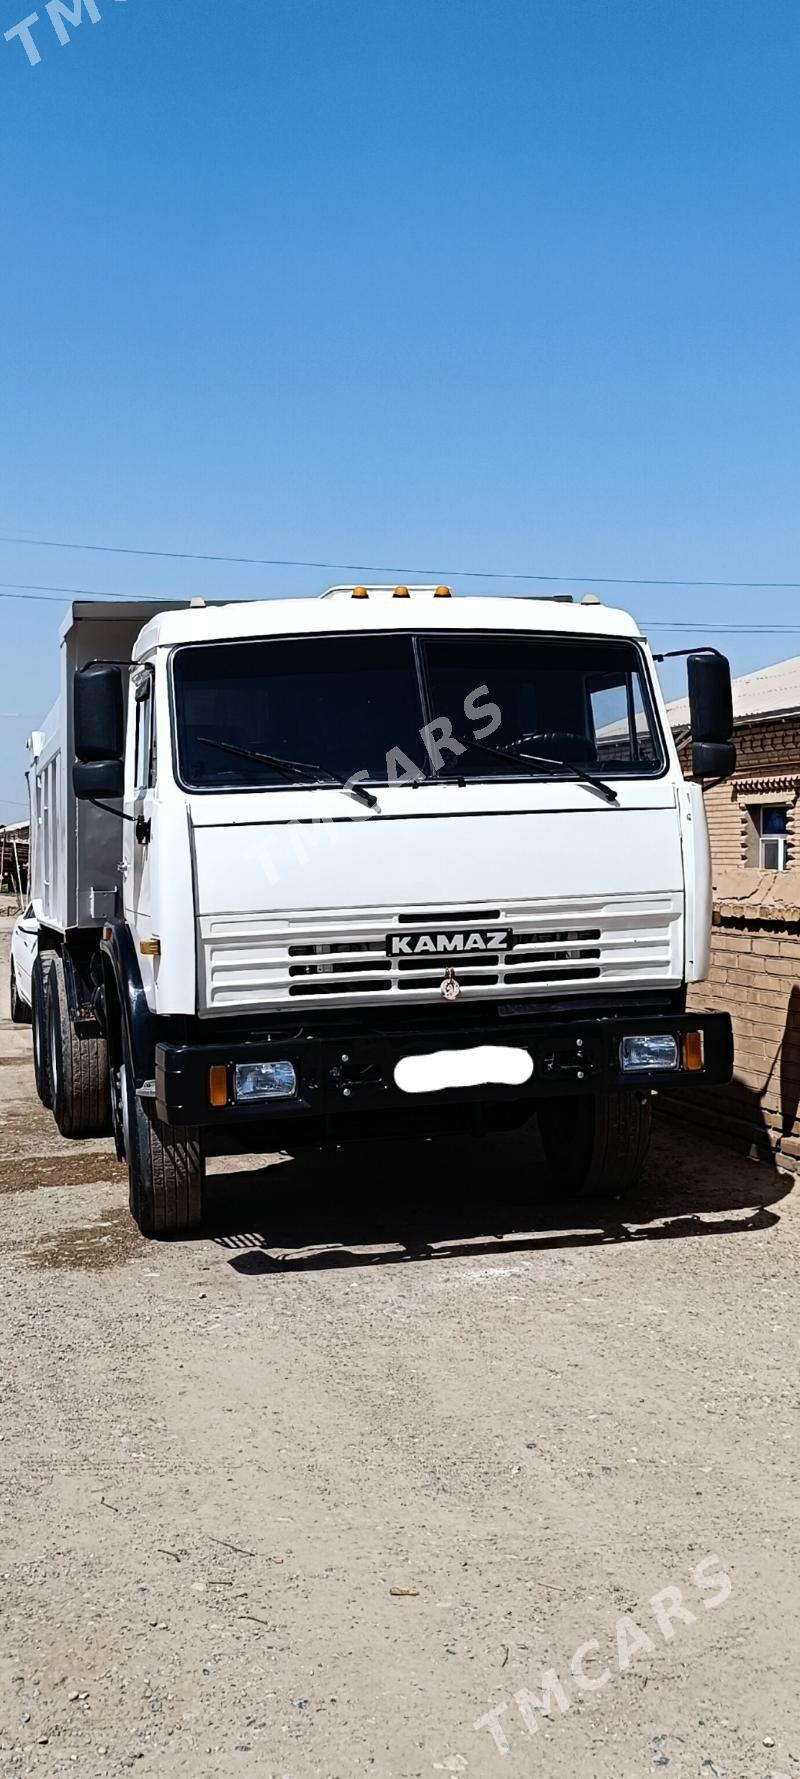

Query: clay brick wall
[[665, 710, 800, 1165], [665, 900, 800, 1172], [677, 718, 800, 877]]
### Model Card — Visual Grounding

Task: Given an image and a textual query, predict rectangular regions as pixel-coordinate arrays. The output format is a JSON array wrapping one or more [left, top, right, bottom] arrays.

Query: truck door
[[123, 667, 156, 963]]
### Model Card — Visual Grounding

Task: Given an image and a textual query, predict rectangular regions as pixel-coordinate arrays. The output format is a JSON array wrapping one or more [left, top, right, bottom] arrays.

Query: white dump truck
[[25, 587, 735, 1237]]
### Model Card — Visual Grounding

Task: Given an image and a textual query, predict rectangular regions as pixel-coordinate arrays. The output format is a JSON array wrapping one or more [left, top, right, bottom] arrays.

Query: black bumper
[[154, 1008, 734, 1129]]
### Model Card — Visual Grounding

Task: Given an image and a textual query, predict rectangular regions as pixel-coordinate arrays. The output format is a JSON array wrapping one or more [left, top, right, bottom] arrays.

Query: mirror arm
[[88, 799, 135, 823], [652, 645, 728, 663]]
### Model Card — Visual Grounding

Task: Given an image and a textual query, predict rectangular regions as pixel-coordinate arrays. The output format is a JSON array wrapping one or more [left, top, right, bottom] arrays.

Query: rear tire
[[538, 1089, 652, 1199], [10, 964, 32, 1025], [31, 952, 56, 1107], [46, 955, 111, 1138], [121, 1030, 204, 1237]]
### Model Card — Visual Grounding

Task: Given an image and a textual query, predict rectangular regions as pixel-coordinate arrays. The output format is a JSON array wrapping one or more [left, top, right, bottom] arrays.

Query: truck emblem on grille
[[441, 968, 461, 1001], [386, 928, 511, 957]]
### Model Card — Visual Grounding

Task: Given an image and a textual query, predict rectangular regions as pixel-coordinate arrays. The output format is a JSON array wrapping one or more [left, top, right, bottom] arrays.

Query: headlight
[[234, 1060, 297, 1102], [620, 1034, 679, 1072]]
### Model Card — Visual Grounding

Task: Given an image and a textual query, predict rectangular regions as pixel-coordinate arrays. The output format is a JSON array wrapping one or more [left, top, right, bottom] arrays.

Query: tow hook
[[329, 1053, 386, 1098], [541, 1035, 594, 1081]]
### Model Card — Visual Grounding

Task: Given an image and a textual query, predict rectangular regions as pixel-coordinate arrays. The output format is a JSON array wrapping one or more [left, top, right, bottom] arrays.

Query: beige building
[[0, 821, 29, 905], [668, 654, 800, 879], [665, 656, 800, 1172]]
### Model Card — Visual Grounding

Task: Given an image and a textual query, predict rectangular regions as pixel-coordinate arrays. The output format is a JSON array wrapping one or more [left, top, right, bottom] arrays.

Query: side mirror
[[73, 663, 124, 802], [691, 740, 737, 782], [73, 759, 125, 801], [74, 662, 124, 760], [687, 652, 736, 782], [687, 652, 733, 743]]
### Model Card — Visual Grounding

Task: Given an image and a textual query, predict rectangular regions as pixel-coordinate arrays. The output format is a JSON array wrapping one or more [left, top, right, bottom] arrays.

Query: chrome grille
[[198, 895, 682, 1013]]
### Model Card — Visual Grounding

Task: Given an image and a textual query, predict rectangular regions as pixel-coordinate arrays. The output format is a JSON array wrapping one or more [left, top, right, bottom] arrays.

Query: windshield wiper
[[197, 737, 379, 809], [447, 733, 619, 805]]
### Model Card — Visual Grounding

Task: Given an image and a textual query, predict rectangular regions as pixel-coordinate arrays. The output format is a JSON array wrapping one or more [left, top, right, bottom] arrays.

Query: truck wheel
[[10, 964, 32, 1026], [46, 955, 111, 1138], [538, 1090, 652, 1199], [121, 1036, 204, 1238], [31, 952, 56, 1107]]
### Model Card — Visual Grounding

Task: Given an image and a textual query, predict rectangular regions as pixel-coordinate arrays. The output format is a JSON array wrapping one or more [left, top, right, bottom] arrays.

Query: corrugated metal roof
[[665, 654, 800, 731]]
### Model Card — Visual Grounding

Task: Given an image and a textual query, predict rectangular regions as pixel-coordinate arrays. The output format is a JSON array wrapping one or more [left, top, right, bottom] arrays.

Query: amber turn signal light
[[208, 1065, 228, 1108], [683, 1031, 704, 1071]]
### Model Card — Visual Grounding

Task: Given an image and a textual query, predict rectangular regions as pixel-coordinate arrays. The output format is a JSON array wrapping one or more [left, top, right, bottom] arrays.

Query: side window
[[590, 672, 658, 766], [133, 671, 155, 792]]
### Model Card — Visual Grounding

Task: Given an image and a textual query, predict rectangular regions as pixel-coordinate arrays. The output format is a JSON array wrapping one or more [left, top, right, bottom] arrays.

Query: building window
[[757, 805, 788, 870]]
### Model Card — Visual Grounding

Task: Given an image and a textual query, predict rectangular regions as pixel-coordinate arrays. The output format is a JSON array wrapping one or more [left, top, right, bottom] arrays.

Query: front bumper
[[154, 1008, 733, 1129]]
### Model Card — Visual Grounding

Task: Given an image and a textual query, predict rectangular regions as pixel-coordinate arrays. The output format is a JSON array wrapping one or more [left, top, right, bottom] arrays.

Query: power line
[[646, 624, 800, 635], [0, 580, 132, 603], [1, 529, 800, 590], [2, 580, 800, 635]]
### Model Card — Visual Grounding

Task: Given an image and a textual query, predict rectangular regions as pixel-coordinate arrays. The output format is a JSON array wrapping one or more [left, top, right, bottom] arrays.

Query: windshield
[[172, 631, 665, 791]]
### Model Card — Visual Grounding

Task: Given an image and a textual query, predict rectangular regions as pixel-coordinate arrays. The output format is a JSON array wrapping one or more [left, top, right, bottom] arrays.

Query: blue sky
[[1, 0, 799, 816]]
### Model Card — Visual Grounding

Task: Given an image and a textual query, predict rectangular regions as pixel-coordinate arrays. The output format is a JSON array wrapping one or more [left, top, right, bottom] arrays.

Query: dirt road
[[0, 919, 797, 1778]]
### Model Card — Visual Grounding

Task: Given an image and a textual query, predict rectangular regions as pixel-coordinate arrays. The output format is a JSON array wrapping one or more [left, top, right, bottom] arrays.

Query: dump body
[[27, 601, 200, 933]]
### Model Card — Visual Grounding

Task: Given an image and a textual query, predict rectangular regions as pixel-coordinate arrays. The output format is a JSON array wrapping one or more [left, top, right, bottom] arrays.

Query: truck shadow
[[207, 1116, 793, 1275]]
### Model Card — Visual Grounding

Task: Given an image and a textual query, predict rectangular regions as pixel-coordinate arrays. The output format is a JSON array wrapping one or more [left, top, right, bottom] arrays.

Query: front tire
[[10, 964, 32, 1026], [46, 955, 111, 1138], [121, 1034, 204, 1238], [538, 1089, 652, 1199]]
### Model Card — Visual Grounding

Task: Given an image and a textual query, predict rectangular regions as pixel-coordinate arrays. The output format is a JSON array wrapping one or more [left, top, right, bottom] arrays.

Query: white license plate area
[[394, 1045, 533, 1095]]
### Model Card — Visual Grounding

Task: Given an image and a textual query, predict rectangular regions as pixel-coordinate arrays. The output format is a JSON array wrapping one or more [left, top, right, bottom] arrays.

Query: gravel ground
[[0, 919, 798, 1779]]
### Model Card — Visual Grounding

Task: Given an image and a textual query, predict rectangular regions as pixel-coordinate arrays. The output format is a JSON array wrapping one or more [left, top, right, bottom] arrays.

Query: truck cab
[[27, 587, 736, 1237]]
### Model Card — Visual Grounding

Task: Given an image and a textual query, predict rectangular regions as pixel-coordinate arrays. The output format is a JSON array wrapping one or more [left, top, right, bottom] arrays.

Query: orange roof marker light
[[320, 585, 458, 601]]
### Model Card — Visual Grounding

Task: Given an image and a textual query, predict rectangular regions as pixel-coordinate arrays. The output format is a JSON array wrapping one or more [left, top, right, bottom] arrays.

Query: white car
[[10, 904, 37, 1024]]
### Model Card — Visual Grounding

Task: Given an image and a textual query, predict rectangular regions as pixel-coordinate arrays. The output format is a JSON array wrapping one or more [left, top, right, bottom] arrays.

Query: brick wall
[[665, 895, 800, 1172], [664, 714, 800, 1165], [678, 716, 800, 877]]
